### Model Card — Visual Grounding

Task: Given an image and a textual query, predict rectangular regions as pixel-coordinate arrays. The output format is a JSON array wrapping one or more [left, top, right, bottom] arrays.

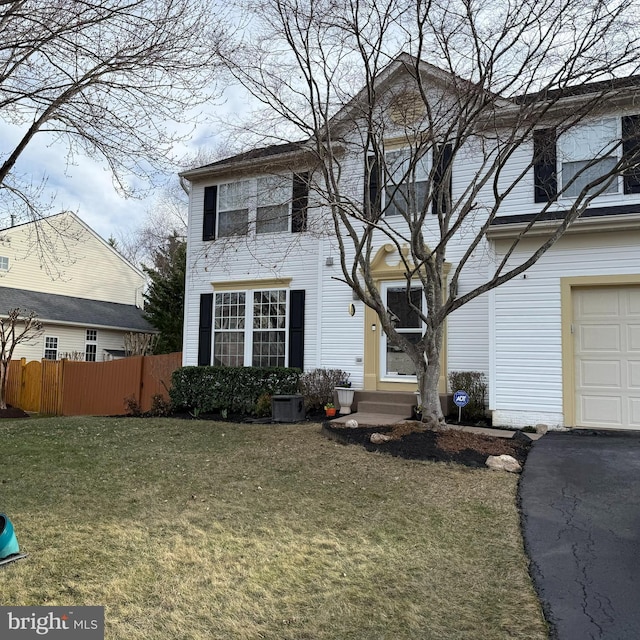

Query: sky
[[1, 84, 256, 245]]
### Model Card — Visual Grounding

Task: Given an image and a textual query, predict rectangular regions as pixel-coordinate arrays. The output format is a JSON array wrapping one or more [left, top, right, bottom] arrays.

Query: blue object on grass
[[0, 513, 20, 559]]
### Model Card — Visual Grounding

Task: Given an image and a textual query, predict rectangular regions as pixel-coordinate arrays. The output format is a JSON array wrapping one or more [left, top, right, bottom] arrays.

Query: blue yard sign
[[453, 390, 469, 424], [453, 390, 469, 407]]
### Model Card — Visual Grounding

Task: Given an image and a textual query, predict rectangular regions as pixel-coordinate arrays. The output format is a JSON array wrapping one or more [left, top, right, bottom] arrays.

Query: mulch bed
[[0, 406, 30, 419], [322, 421, 532, 468]]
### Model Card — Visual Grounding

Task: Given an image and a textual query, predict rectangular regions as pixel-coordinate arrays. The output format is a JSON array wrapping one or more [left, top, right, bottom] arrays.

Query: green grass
[[0, 417, 547, 639]]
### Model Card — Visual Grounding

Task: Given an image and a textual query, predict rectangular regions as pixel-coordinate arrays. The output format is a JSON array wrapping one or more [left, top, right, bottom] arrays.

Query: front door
[[380, 282, 424, 381]]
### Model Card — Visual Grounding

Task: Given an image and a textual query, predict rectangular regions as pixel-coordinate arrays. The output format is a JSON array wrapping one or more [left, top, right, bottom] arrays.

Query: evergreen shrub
[[170, 366, 301, 415]]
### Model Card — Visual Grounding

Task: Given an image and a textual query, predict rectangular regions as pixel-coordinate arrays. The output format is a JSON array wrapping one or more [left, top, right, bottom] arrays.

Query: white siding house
[[0, 212, 152, 361], [181, 57, 640, 430]]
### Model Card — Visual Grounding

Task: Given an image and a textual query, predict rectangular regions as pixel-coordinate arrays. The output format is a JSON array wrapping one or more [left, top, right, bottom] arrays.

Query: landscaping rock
[[536, 423, 549, 435], [345, 419, 359, 429], [370, 432, 393, 444], [486, 454, 522, 473], [512, 430, 533, 443]]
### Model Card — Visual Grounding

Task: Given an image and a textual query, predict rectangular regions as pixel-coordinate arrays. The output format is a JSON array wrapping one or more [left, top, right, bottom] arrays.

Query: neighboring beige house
[[0, 212, 152, 362]]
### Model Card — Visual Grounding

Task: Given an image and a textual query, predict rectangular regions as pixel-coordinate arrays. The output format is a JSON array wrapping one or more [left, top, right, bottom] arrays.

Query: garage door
[[574, 287, 640, 429]]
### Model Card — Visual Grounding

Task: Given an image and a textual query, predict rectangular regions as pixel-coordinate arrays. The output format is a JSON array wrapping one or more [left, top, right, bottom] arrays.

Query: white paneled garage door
[[574, 287, 640, 429]]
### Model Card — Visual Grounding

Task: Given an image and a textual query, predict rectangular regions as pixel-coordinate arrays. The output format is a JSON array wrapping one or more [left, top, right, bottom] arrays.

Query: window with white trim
[[558, 118, 619, 198], [213, 289, 288, 367], [256, 175, 290, 234], [44, 336, 58, 360], [85, 329, 97, 362], [384, 149, 430, 216], [0, 256, 8, 271], [218, 181, 250, 237]]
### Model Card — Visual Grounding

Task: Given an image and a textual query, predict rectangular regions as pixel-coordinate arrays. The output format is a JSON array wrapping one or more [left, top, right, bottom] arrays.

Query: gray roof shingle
[[0, 287, 153, 332]]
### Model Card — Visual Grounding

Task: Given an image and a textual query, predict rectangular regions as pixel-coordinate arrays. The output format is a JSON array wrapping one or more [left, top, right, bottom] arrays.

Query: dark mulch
[[322, 422, 532, 468], [0, 406, 30, 419]]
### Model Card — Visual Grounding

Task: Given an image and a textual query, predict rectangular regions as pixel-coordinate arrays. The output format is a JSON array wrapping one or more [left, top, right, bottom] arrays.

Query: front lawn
[[0, 417, 547, 639]]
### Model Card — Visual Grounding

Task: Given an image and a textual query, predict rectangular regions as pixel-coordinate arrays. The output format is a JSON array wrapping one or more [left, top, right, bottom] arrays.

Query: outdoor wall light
[[348, 303, 356, 316], [371, 323, 376, 331]]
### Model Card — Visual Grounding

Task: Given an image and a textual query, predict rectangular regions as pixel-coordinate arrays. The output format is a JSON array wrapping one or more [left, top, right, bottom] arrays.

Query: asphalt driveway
[[519, 430, 640, 640]]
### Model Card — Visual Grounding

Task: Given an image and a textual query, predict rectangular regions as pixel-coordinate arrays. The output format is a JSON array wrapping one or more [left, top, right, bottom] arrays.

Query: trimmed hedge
[[170, 366, 301, 415]]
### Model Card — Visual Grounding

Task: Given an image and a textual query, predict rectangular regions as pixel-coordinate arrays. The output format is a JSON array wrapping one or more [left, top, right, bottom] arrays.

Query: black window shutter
[[432, 143, 453, 215], [365, 154, 381, 219], [533, 129, 557, 202], [292, 173, 309, 233], [288, 290, 305, 369], [622, 115, 640, 194], [203, 185, 217, 241], [197, 293, 213, 366]]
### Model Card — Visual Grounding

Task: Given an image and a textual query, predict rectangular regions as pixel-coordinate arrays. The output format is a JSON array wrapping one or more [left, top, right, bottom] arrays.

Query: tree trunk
[[0, 360, 8, 411], [417, 327, 445, 426]]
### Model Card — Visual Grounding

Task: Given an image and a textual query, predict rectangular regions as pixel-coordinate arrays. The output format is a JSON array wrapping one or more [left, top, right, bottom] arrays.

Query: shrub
[[255, 393, 272, 417], [149, 393, 172, 417], [124, 395, 142, 417], [170, 366, 300, 415], [448, 371, 487, 423], [298, 368, 350, 411]]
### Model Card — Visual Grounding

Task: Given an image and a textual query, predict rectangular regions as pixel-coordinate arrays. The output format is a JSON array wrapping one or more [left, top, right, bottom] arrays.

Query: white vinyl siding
[[492, 230, 640, 428]]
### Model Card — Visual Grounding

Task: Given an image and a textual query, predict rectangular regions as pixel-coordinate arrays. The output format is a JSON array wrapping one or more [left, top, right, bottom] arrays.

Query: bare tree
[[218, 0, 640, 423], [0, 0, 224, 229], [0, 309, 42, 409]]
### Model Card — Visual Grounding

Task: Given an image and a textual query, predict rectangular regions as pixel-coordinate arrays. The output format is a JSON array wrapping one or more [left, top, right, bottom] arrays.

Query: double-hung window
[[213, 289, 288, 367], [44, 336, 58, 360], [558, 118, 619, 198], [218, 181, 250, 237], [256, 176, 290, 233], [85, 329, 97, 362], [384, 149, 430, 217]]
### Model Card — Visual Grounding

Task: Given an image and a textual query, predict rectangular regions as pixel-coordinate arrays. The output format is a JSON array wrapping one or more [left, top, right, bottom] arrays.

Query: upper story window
[[218, 181, 250, 237], [85, 329, 97, 362], [257, 176, 290, 233], [558, 118, 619, 198], [533, 115, 640, 202], [44, 336, 58, 360], [202, 173, 309, 242], [0, 256, 8, 271], [365, 144, 453, 219], [384, 149, 430, 217]]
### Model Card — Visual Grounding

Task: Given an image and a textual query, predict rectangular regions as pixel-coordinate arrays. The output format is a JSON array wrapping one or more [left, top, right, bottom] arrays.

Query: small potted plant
[[412, 405, 423, 421], [335, 376, 355, 414], [324, 402, 337, 417]]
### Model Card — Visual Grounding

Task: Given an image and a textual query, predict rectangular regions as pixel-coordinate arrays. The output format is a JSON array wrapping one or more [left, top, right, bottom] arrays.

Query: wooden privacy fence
[[6, 352, 183, 416]]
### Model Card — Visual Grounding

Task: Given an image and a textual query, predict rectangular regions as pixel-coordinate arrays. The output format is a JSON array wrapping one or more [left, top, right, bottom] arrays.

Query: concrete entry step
[[349, 390, 450, 416]]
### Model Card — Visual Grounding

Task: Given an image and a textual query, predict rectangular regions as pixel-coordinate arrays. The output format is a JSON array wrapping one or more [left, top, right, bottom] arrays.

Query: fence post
[[19, 358, 26, 408]]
